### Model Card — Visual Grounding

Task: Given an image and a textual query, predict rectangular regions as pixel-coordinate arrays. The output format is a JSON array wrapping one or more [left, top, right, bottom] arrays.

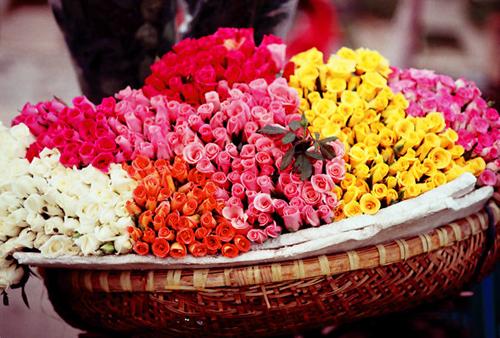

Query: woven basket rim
[[51, 201, 498, 292]]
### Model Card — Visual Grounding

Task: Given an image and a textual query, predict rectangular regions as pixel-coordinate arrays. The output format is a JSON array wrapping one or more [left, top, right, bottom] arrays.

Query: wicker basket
[[42, 201, 499, 337]]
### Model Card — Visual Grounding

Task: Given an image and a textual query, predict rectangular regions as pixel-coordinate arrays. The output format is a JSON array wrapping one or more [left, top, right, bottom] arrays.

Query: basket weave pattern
[[44, 202, 499, 337]]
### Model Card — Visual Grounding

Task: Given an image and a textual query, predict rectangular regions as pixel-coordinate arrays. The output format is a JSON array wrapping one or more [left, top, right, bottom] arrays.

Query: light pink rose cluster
[[389, 67, 499, 187]]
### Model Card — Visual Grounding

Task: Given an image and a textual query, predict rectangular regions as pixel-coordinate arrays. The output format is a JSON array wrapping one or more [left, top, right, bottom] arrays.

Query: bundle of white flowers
[[0, 122, 136, 291]]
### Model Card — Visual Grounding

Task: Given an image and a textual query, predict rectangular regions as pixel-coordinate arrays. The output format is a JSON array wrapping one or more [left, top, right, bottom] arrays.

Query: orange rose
[[132, 155, 154, 176], [182, 198, 198, 216], [170, 242, 187, 259], [158, 227, 175, 241], [133, 185, 147, 206], [195, 227, 210, 240], [166, 211, 181, 230], [138, 210, 153, 228], [176, 228, 195, 245], [216, 222, 235, 242], [171, 192, 187, 211], [200, 212, 216, 229], [133, 241, 149, 256], [203, 181, 218, 198], [152, 238, 170, 258], [127, 226, 142, 241], [157, 187, 172, 202], [155, 201, 171, 218], [161, 172, 176, 193], [143, 174, 160, 197], [188, 242, 208, 257], [145, 195, 158, 212], [154, 159, 170, 173], [153, 214, 165, 231], [178, 182, 194, 194], [125, 200, 141, 216], [171, 157, 188, 181], [204, 235, 221, 251], [187, 168, 207, 185], [221, 243, 239, 258], [234, 235, 251, 253], [142, 228, 156, 244], [188, 187, 205, 203]]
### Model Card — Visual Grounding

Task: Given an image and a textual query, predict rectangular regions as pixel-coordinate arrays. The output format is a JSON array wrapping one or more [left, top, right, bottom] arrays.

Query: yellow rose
[[394, 118, 415, 139], [386, 188, 399, 205], [336, 47, 357, 60], [465, 157, 486, 176], [332, 185, 344, 201], [353, 164, 370, 179], [330, 113, 348, 127], [356, 48, 389, 74], [327, 56, 356, 79], [390, 93, 409, 110], [312, 116, 328, 130], [359, 193, 381, 215], [313, 99, 337, 118], [425, 112, 446, 133], [385, 176, 397, 189], [364, 109, 380, 124], [299, 98, 310, 112], [344, 200, 362, 218], [370, 162, 389, 184], [381, 147, 394, 164], [430, 172, 447, 187], [362, 71, 387, 88], [343, 187, 360, 204], [334, 202, 346, 221], [348, 76, 361, 91], [397, 171, 416, 187], [307, 91, 321, 104], [353, 123, 370, 143], [409, 161, 426, 181], [341, 173, 357, 190], [341, 91, 362, 108], [449, 145, 464, 159], [326, 78, 347, 93], [445, 163, 466, 181], [403, 184, 421, 199], [421, 158, 436, 176], [323, 91, 338, 102], [369, 94, 389, 112], [379, 128, 397, 147], [296, 64, 319, 90], [304, 110, 316, 123], [356, 178, 370, 193], [348, 109, 365, 127], [357, 83, 377, 101], [427, 147, 452, 169], [337, 103, 354, 118], [349, 143, 369, 166], [372, 183, 388, 199], [291, 47, 323, 67], [289, 75, 300, 89], [321, 124, 341, 139]]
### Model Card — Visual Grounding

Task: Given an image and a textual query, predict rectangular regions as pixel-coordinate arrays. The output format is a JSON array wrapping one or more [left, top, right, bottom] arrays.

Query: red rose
[[133, 241, 149, 256], [152, 238, 170, 258]]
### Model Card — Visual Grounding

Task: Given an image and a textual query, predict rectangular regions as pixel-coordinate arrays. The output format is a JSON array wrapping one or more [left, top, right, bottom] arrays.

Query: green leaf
[[100, 242, 116, 254], [305, 151, 323, 160], [258, 125, 288, 135], [289, 120, 302, 131], [282, 132, 296, 144], [314, 132, 320, 141], [488, 100, 496, 107], [320, 136, 338, 143], [300, 159, 313, 180], [320, 144, 337, 160], [281, 147, 295, 170], [300, 114, 309, 126]]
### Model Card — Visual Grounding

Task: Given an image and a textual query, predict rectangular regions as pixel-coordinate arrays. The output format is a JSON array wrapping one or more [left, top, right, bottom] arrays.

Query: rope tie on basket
[[418, 234, 433, 253], [293, 260, 306, 279], [193, 269, 209, 289], [346, 251, 359, 270], [146, 271, 155, 291], [119, 271, 132, 291], [437, 228, 450, 247], [166, 270, 182, 289], [271, 264, 283, 282], [469, 201, 499, 284], [98, 272, 110, 293], [318, 255, 331, 275], [376, 245, 387, 265], [395, 240, 409, 260], [449, 222, 463, 241]]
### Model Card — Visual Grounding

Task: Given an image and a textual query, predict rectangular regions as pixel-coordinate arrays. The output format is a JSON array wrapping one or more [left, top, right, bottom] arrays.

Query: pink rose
[[265, 43, 286, 70], [182, 142, 205, 164], [272, 199, 288, 216], [326, 158, 346, 183], [260, 164, 275, 176], [282, 206, 302, 232], [205, 143, 221, 160], [478, 169, 497, 186], [301, 182, 322, 206], [313, 160, 323, 175], [204, 92, 220, 111], [255, 136, 274, 152], [231, 158, 243, 172], [213, 127, 229, 147], [471, 117, 489, 134], [255, 151, 273, 166], [91, 152, 115, 171], [289, 197, 306, 209], [231, 183, 246, 199], [79, 142, 95, 164], [188, 114, 203, 131], [243, 121, 259, 141], [241, 171, 258, 191], [311, 174, 334, 193], [267, 78, 300, 113], [136, 141, 155, 158], [264, 222, 282, 238], [124, 111, 143, 133], [253, 193, 274, 213], [216, 151, 232, 173], [283, 183, 300, 200], [324, 194, 338, 209], [227, 197, 243, 208], [222, 206, 249, 230], [225, 143, 239, 158], [303, 205, 320, 227], [278, 173, 292, 190], [249, 78, 268, 94], [240, 144, 256, 159], [198, 124, 214, 143], [196, 158, 216, 174], [226, 100, 250, 118], [241, 158, 256, 172], [257, 213, 273, 226], [95, 136, 116, 153], [197, 103, 215, 122], [247, 229, 268, 244], [246, 190, 257, 204], [318, 205, 333, 223], [257, 176, 274, 194], [485, 108, 499, 122], [215, 188, 229, 201], [227, 116, 244, 136], [157, 141, 173, 159], [211, 171, 229, 188], [227, 171, 241, 184]]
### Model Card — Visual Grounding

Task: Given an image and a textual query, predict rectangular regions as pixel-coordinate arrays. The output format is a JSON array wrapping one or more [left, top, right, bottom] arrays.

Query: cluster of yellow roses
[[288, 47, 485, 219]]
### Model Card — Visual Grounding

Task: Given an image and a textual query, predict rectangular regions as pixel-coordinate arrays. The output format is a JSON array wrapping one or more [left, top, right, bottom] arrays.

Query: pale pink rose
[[241, 158, 256, 172], [260, 164, 275, 176], [210, 112, 225, 129], [196, 158, 216, 174], [204, 92, 220, 111], [156, 141, 173, 159], [216, 150, 232, 173], [211, 171, 228, 188], [247, 132, 264, 145], [243, 121, 259, 141], [331, 139, 346, 158], [198, 124, 214, 143], [255, 136, 274, 152], [268, 101, 286, 125], [478, 169, 497, 186], [323, 193, 338, 209], [257, 213, 273, 226], [267, 78, 299, 112], [313, 160, 324, 175], [227, 116, 243, 136], [198, 102, 215, 121], [135, 141, 155, 158], [227, 197, 243, 208], [124, 111, 143, 133], [246, 190, 257, 204], [283, 183, 300, 200], [264, 222, 282, 238], [311, 174, 334, 193], [231, 183, 245, 199], [247, 229, 268, 244], [215, 188, 229, 201], [249, 78, 268, 94], [318, 205, 333, 223], [188, 114, 203, 131], [301, 182, 322, 206], [115, 135, 133, 154], [253, 193, 274, 213], [290, 196, 306, 209], [178, 103, 195, 118], [255, 151, 273, 166], [272, 199, 288, 216], [227, 171, 241, 184], [166, 100, 180, 121], [222, 205, 249, 230], [326, 158, 346, 183], [205, 143, 221, 160], [266, 43, 286, 69], [282, 206, 302, 232], [225, 143, 239, 158], [226, 100, 250, 118], [303, 205, 320, 227], [240, 144, 256, 159], [241, 171, 258, 191], [182, 142, 205, 164], [251, 106, 274, 128], [257, 176, 274, 194]]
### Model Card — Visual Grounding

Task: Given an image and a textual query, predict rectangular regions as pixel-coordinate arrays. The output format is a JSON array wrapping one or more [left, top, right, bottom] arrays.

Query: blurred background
[[0, 0, 498, 337]]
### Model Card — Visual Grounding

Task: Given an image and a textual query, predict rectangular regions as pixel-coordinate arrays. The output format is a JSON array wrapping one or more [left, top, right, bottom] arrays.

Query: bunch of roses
[[388, 67, 499, 187], [123, 155, 251, 258], [0, 122, 136, 291], [142, 27, 286, 105], [111, 77, 346, 239], [11, 96, 120, 171], [287, 47, 487, 218]]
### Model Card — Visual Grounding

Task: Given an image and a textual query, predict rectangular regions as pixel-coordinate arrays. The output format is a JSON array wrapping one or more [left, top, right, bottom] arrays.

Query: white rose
[[7, 159, 30, 178], [46, 204, 63, 217], [75, 217, 97, 235], [26, 213, 45, 233], [115, 217, 133, 232], [112, 199, 130, 218], [0, 221, 21, 238], [23, 193, 44, 214], [9, 123, 34, 148], [79, 203, 100, 224], [75, 233, 100, 256], [0, 192, 21, 211], [32, 175, 49, 193], [7, 208, 28, 226], [43, 187, 60, 206], [29, 157, 52, 178], [0, 264, 24, 289], [15, 228, 36, 249], [33, 232, 50, 249], [109, 165, 136, 194], [39, 148, 61, 168], [94, 226, 118, 242], [98, 207, 116, 225], [62, 217, 80, 234], [44, 216, 64, 235], [12, 175, 37, 197], [39, 235, 74, 257], [114, 234, 132, 254]]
